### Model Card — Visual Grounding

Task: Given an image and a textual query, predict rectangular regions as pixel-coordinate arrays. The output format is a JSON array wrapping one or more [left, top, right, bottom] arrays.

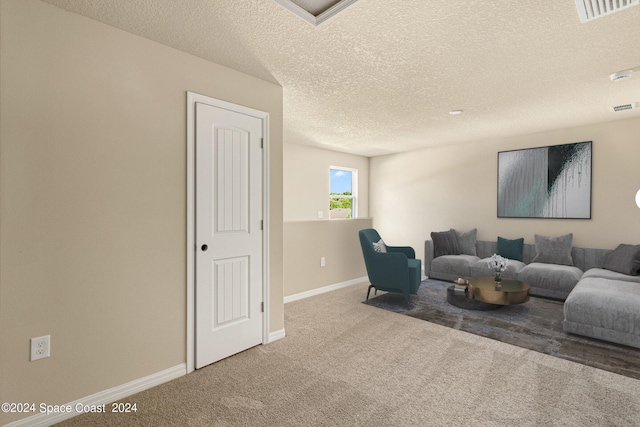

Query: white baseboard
[[284, 276, 368, 304], [5, 363, 187, 427], [268, 328, 286, 343]]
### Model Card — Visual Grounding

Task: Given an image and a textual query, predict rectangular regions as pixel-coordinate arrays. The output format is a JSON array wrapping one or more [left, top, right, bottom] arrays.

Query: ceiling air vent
[[575, 0, 639, 23], [273, 0, 359, 25], [610, 102, 639, 112]]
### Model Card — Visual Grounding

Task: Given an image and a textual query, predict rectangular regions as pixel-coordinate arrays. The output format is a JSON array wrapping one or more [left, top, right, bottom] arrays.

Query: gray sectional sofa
[[425, 234, 608, 299], [564, 263, 640, 349], [424, 230, 640, 349]]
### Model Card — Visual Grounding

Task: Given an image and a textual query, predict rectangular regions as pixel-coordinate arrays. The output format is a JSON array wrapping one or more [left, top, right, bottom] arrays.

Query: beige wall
[[0, 0, 283, 423], [283, 143, 370, 296], [371, 117, 640, 262], [284, 218, 372, 297], [284, 143, 370, 221]]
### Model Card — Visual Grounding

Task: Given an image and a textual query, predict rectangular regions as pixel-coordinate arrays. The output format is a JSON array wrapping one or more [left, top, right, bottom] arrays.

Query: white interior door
[[195, 102, 264, 369]]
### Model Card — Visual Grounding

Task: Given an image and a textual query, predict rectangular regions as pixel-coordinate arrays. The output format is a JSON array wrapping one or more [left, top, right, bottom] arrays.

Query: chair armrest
[[387, 245, 416, 259], [370, 250, 409, 268], [424, 240, 434, 278], [367, 251, 410, 288]]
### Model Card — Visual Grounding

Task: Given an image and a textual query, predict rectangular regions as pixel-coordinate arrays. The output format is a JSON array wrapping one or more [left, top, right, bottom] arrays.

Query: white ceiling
[[42, 0, 640, 157]]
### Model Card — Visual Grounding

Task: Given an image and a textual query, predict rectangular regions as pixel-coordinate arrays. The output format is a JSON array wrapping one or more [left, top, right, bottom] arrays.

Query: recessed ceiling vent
[[273, 0, 359, 26], [575, 0, 639, 23], [610, 102, 639, 112]]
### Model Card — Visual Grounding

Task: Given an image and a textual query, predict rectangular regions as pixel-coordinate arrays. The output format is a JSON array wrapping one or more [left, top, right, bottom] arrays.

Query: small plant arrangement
[[488, 254, 508, 282]]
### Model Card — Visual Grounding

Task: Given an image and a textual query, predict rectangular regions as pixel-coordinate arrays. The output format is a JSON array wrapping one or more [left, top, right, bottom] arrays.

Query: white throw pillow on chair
[[373, 239, 387, 253]]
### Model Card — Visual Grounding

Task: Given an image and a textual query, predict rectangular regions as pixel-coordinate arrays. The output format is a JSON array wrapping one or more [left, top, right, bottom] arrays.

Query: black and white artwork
[[498, 141, 592, 219]]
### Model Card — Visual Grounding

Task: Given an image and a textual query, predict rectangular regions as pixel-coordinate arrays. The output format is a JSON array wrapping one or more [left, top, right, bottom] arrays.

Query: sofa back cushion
[[431, 230, 461, 258], [532, 233, 574, 266], [498, 236, 524, 261], [603, 244, 640, 276], [453, 228, 477, 256]]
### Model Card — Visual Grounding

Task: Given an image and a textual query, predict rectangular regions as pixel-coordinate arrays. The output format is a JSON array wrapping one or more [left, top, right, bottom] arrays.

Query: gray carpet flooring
[[56, 282, 640, 426], [366, 279, 640, 380]]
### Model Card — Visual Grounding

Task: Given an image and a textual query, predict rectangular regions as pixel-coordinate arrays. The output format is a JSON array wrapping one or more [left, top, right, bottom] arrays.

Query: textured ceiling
[[42, 0, 640, 156]]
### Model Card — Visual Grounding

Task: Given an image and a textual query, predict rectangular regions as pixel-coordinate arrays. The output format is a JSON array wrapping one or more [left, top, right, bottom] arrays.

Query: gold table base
[[467, 276, 530, 305]]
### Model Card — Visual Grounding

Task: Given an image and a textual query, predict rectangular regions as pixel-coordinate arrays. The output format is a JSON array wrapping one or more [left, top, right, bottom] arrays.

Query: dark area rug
[[365, 279, 640, 379]]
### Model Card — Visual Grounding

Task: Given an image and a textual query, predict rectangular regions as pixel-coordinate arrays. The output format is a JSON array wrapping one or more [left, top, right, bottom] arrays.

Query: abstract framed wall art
[[497, 141, 592, 219]]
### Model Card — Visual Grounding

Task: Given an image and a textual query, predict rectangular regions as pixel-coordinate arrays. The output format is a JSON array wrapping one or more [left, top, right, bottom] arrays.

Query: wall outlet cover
[[30, 335, 50, 361]]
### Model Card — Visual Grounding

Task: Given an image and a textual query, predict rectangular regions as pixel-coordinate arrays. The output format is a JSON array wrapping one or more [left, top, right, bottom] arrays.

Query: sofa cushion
[[431, 230, 461, 258], [603, 244, 640, 276], [532, 233, 574, 266], [564, 277, 640, 339], [497, 236, 524, 261], [431, 254, 479, 278], [518, 262, 582, 298], [453, 228, 477, 256], [470, 257, 526, 279], [581, 268, 640, 284], [372, 239, 387, 253]]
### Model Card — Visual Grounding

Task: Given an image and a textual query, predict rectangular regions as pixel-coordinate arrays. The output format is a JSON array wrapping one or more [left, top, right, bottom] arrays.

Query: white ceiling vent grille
[[576, 0, 639, 23], [610, 102, 639, 112]]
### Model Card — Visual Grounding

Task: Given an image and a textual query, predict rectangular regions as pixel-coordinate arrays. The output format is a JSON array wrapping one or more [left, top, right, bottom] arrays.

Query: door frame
[[186, 91, 270, 373]]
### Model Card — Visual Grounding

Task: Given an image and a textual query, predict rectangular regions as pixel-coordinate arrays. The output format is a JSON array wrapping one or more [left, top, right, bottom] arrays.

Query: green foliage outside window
[[330, 192, 353, 218]]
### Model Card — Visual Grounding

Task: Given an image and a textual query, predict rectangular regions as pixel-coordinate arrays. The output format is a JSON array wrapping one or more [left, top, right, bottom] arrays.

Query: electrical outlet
[[30, 335, 50, 361], [320, 257, 326, 267], [318, 211, 324, 219]]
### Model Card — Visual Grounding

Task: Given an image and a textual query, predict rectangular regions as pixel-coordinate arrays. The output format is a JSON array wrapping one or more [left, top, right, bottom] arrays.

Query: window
[[329, 166, 357, 219]]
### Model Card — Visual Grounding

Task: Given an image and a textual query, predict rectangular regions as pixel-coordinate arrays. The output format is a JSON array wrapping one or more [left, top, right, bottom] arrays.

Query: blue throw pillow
[[498, 236, 524, 261]]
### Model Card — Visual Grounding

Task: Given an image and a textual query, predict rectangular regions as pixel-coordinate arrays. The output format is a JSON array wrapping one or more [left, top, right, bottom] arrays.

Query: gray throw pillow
[[453, 228, 477, 256], [372, 239, 387, 253], [532, 233, 574, 266], [431, 230, 461, 258], [604, 244, 640, 276]]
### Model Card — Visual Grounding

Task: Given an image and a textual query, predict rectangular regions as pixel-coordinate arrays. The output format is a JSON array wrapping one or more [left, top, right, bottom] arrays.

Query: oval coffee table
[[446, 277, 530, 310]]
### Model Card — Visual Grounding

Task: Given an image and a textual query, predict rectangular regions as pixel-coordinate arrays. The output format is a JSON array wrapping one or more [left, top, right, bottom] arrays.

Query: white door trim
[[186, 92, 270, 374]]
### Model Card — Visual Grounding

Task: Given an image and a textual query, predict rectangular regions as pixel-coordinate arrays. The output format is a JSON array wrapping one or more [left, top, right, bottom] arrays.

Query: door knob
[[201, 244, 208, 251]]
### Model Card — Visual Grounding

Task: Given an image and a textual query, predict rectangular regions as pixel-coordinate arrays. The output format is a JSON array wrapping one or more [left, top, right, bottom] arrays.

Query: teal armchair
[[359, 229, 421, 303]]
